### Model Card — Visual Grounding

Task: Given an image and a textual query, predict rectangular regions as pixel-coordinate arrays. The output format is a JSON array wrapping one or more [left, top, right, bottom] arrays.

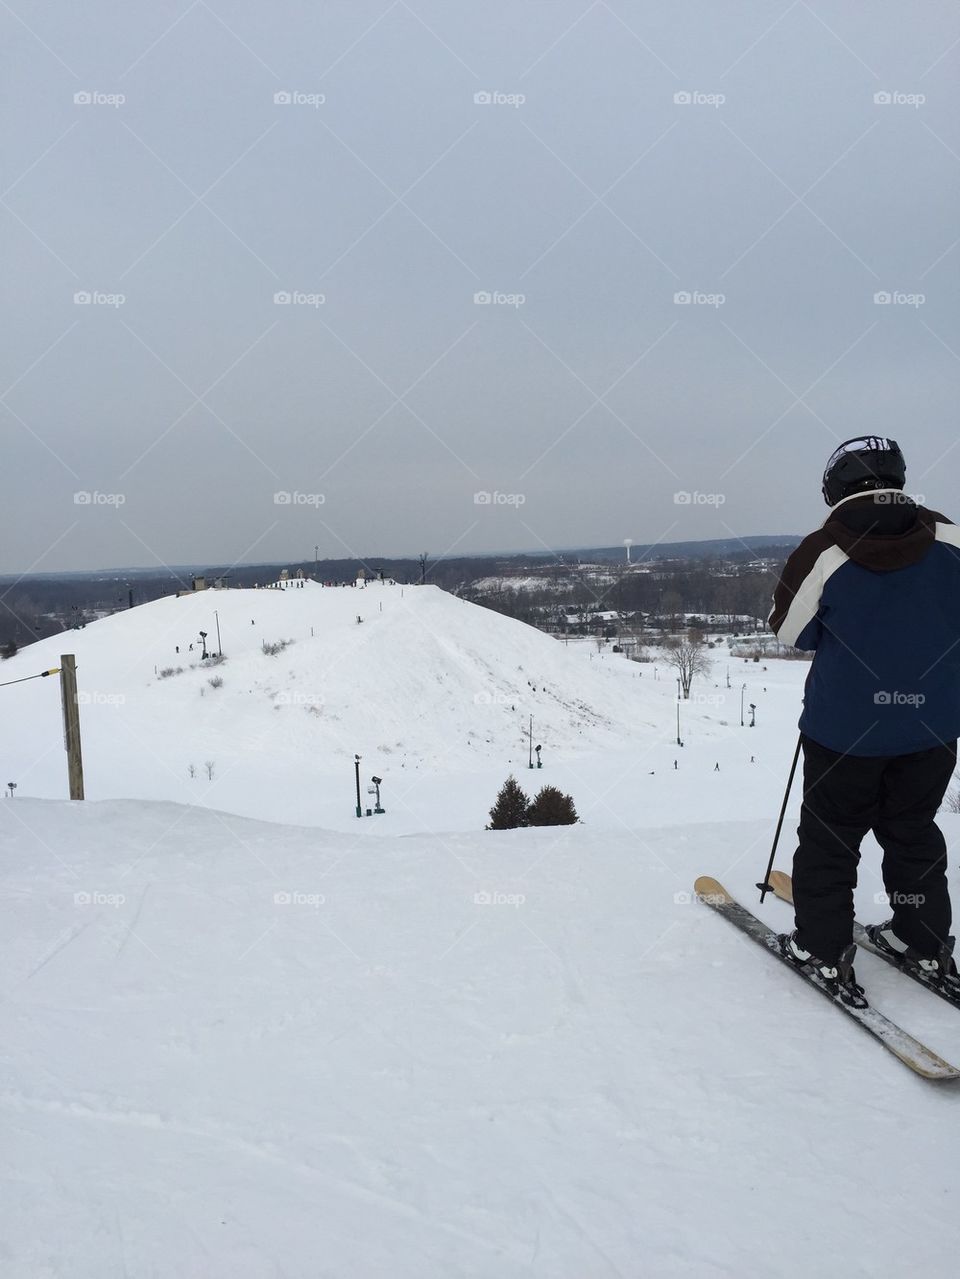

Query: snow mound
[[1, 583, 667, 816]]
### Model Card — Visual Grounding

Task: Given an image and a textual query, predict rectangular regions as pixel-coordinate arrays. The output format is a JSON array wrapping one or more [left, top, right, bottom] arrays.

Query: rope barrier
[[0, 668, 60, 690]]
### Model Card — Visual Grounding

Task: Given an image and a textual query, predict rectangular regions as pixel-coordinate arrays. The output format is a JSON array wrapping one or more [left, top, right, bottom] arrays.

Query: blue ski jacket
[[769, 490, 960, 756]]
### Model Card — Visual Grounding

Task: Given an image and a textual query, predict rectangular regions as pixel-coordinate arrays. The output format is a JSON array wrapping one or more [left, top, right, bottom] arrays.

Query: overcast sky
[[2, 1, 958, 573]]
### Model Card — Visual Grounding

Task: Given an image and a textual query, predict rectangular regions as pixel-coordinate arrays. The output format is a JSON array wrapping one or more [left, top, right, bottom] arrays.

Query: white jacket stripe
[[935, 522, 960, 551], [774, 544, 849, 646]]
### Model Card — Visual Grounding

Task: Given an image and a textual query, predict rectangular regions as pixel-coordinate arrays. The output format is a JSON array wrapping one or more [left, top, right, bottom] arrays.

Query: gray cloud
[[2, 0, 958, 571]]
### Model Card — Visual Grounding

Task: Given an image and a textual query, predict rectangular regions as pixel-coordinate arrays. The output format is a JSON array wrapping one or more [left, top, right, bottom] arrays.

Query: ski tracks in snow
[[0, 1089, 524, 1265], [114, 882, 151, 961], [13, 917, 98, 989]]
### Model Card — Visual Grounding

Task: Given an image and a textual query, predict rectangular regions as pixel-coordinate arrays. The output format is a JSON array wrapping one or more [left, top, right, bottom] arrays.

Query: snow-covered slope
[[6, 587, 959, 1276], [0, 582, 787, 829], [3, 797, 959, 1278]]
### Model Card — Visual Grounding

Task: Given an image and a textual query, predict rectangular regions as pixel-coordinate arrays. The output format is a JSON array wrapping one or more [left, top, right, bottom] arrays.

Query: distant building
[[176, 573, 230, 597], [562, 609, 633, 629]]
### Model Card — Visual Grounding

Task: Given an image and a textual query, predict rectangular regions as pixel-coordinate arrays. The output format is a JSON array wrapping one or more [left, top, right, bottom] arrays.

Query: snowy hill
[[0, 582, 789, 829], [5, 586, 960, 1276]]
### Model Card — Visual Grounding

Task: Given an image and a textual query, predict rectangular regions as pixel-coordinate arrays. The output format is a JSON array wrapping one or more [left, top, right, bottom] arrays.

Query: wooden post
[[60, 654, 84, 800]]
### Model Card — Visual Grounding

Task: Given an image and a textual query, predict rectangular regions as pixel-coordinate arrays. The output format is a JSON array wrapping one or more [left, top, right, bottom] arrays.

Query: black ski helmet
[[822, 436, 906, 506]]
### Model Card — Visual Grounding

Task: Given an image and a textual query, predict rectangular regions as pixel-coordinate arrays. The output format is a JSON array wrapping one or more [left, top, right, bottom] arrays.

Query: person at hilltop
[[769, 436, 960, 1006]]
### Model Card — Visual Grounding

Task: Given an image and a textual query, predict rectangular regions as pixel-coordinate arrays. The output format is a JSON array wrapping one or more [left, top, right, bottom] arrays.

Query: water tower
[[623, 538, 633, 564]]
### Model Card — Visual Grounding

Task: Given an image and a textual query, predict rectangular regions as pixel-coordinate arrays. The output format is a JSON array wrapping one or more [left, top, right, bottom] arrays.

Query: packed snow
[[2, 585, 960, 1277]]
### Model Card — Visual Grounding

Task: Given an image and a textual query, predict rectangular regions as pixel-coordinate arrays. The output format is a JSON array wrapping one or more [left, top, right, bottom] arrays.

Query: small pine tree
[[487, 775, 529, 830], [527, 785, 579, 827]]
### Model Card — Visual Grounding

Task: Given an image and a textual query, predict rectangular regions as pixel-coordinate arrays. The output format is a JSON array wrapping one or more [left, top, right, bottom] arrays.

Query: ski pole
[[757, 733, 802, 903]]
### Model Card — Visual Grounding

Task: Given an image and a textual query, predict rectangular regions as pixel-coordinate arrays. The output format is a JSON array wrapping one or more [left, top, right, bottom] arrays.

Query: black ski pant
[[792, 734, 956, 963]]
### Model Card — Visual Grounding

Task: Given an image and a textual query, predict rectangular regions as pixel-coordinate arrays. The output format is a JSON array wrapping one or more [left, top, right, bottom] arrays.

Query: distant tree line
[[461, 548, 795, 635], [0, 543, 796, 651]]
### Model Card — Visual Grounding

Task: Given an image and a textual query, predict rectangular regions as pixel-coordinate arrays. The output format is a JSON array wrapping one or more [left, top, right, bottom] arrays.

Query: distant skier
[[769, 437, 960, 1004]]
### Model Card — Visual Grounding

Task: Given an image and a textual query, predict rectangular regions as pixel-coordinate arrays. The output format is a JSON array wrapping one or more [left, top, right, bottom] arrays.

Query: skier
[[769, 437, 960, 1004]]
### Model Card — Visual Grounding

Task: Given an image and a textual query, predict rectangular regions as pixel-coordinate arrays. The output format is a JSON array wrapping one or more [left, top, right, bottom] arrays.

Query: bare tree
[[664, 632, 711, 699]]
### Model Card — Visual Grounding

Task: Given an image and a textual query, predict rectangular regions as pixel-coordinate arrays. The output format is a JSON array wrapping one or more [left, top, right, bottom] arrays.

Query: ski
[[695, 876, 960, 1081], [765, 869, 960, 1012]]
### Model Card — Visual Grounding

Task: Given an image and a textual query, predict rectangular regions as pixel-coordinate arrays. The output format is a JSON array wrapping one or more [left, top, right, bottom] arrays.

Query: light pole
[[214, 611, 222, 657], [354, 755, 362, 818], [740, 683, 747, 726]]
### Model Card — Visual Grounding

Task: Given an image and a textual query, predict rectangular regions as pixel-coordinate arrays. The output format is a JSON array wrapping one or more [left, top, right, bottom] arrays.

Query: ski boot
[[865, 920, 960, 992], [779, 932, 868, 1008]]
